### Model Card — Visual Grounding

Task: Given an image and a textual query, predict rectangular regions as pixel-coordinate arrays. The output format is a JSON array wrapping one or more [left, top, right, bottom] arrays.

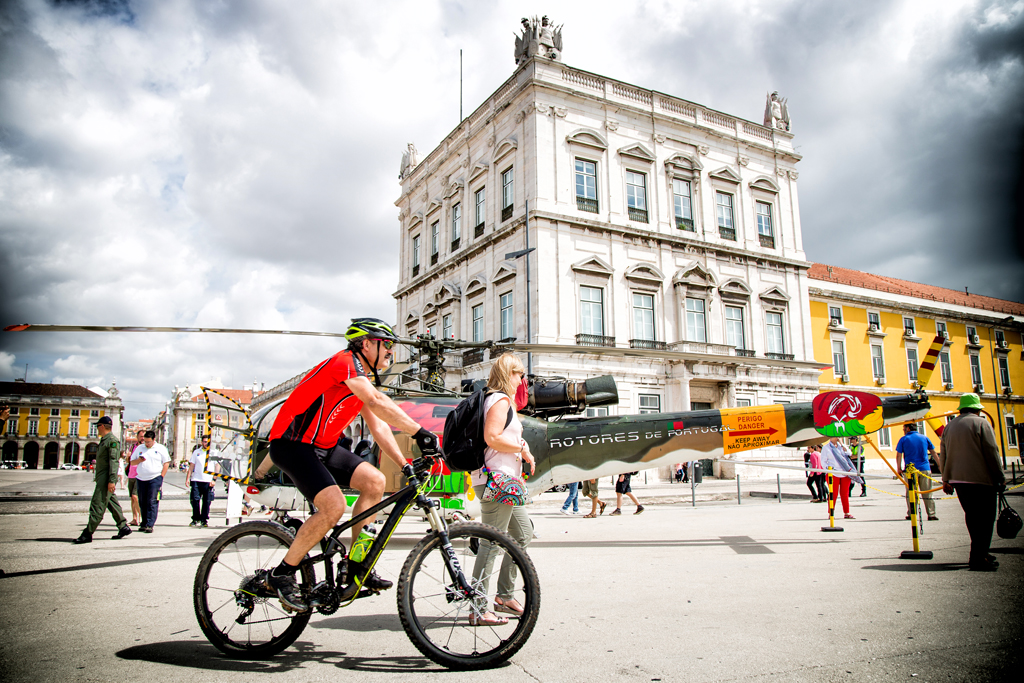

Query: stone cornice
[[809, 287, 1018, 327]]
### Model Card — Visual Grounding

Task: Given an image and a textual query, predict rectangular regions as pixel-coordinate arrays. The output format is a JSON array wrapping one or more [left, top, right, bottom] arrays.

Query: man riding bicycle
[[266, 318, 438, 611]]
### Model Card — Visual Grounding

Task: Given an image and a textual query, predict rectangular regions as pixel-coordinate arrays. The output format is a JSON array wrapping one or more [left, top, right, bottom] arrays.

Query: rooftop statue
[[764, 91, 791, 131], [399, 142, 419, 180], [515, 15, 562, 65]]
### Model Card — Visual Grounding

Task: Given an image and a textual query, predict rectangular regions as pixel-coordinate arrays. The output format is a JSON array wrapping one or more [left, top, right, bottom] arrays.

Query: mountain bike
[[193, 455, 541, 669]]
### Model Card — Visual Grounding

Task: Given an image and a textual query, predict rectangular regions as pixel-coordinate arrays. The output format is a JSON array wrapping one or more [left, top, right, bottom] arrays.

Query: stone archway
[[44, 442, 60, 469], [3, 441, 17, 463], [64, 442, 80, 465], [24, 442, 39, 469], [84, 442, 98, 469]]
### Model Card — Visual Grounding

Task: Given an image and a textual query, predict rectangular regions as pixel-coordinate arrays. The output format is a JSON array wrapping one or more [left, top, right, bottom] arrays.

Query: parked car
[[59, 463, 82, 470]]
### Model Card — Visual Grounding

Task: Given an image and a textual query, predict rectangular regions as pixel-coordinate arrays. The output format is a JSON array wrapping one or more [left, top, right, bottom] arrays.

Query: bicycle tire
[[397, 521, 541, 670], [193, 520, 314, 658]]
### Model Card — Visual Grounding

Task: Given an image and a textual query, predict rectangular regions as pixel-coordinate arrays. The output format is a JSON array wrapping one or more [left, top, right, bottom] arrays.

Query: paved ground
[[0, 470, 1021, 682]]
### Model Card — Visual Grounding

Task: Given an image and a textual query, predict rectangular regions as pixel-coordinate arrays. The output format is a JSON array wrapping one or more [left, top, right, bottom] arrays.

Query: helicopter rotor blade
[[3, 324, 347, 338]]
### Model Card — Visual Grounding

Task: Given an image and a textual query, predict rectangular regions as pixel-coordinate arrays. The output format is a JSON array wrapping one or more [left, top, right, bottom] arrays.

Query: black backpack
[[442, 390, 514, 472]]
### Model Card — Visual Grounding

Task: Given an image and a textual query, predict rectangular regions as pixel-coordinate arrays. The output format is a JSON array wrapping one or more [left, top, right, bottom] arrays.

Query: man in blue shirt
[[896, 423, 938, 521]]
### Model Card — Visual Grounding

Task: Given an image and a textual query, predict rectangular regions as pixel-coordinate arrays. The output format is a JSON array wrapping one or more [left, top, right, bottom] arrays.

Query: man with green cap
[[940, 393, 1005, 572], [74, 416, 132, 544]]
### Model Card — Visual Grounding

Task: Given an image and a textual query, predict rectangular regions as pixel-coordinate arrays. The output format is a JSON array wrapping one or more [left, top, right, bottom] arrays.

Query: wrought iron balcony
[[576, 196, 598, 213], [627, 207, 649, 223], [450, 238, 460, 251], [735, 349, 756, 358], [474, 222, 484, 238], [412, 265, 419, 277], [576, 334, 616, 348], [502, 204, 513, 221], [430, 253, 438, 266], [629, 339, 667, 350], [758, 233, 775, 248], [719, 227, 736, 241], [765, 352, 795, 361], [676, 217, 695, 231], [462, 348, 484, 366]]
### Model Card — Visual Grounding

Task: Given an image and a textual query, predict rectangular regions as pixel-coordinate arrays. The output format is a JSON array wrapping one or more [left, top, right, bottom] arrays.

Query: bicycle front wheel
[[193, 520, 314, 658], [397, 521, 541, 670]]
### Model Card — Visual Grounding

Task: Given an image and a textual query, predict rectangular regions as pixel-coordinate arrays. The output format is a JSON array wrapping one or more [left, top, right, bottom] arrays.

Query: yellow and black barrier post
[[900, 463, 933, 560], [821, 466, 844, 532]]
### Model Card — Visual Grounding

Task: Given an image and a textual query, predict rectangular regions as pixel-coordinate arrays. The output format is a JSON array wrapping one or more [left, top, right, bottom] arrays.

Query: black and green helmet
[[345, 318, 399, 343]]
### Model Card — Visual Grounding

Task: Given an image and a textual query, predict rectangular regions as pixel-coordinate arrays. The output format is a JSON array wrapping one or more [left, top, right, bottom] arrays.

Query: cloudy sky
[[1, 0, 1022, 420]]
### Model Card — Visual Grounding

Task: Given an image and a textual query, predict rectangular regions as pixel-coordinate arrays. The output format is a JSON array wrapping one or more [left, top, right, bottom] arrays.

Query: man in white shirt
[[129, 430, 171, 533], [186, 434, 216, 527]]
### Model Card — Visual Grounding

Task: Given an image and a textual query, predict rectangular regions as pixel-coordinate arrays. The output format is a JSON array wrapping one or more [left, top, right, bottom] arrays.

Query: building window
[[196, 411, 205, 421], [474, 187, 486, 237], [736, 399, 752, 407], [1007, 416, 1018, 448], [936, 321, 948, 339], [501, 166, 514, 221], [995, 329, 1007, 348], [50, 408, 60, 416], [499, 291, 514, 339], [871, 344, 885, 379], [49, 420, 59, 436], [967, 325, 978, 343], [868, 312, 881, 330], [766, 312, 786, 354], [7, 420, 17, 436], [68, 421, 78, 437], [631, 293, 655, 341], [638, 395, 661, 414], [878, 427, 891, 448], [725, 306, 746, 350], [907, 347, 919, 382], [91, 410, 99, 417], [685, 298, 706, 342], [585, 407, 609, 417], [426, 324, 437, 338], [580, 286, 605, 336], [999, 357, 1010, 389], [626, 171, 648, 223], [575, 159, 598, 213], [832, 341, 847, 377], [940, 351, 952, 384], [673, 179, 693, 230], [472, 304, 483, 342], [451, 203, 461, 250], [70, 409, 79, 417], [829, 306, 843, 326], [411, 235, 421, 276], [30, 408, 40, 416], [755, 201, 774, 248], [904, 317, 916, 336], [88, 423, 97, 438], [442, 314, 453, 340], [28, 420, 38, 436], [196, 423, 205, 438], [970, 353, 983, 385], [430, 221, 439, 264], [716, 192, 735, 240]]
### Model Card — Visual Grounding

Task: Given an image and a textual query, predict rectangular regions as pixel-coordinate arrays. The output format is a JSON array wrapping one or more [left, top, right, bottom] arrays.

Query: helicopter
[[3, 323, 934, 517]]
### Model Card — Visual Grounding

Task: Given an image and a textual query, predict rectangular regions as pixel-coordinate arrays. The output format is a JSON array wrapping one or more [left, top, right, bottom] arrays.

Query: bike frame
[[296, 459, 474, 606]]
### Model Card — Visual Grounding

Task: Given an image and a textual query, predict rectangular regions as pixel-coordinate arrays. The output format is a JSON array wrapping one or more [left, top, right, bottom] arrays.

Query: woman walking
[[469, 354, 535, 626], [820, 437, 863, 519]]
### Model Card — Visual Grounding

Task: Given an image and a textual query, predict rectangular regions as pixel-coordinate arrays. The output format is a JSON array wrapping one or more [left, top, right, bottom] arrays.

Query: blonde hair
[[487, 353, 526, 400]]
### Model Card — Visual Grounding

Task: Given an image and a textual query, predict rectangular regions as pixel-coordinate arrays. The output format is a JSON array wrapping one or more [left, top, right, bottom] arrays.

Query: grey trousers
[[471, 485, 532, 607]]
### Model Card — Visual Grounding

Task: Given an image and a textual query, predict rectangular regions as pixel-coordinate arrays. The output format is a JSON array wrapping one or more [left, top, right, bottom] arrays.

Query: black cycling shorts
[[269, 438, 366, 502]]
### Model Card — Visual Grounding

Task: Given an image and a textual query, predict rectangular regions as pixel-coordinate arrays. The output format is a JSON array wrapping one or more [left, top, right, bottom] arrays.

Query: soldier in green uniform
[[74, 416, 132, 544]]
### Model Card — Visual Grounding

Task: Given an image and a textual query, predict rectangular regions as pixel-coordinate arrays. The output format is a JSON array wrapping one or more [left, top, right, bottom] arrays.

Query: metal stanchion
[[900, 464, 933, 559], [821, 467, 844, 532], [737, 475, 741, 505], [690, 470, 695, 508], [777, 473, 782, 503]]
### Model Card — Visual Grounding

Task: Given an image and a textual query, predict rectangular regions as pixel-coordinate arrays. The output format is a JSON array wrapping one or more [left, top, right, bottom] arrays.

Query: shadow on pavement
[[990, 547, 1023, 554], [0, 551, 205, 578], [313, 612, 405, 633], [861, 563, 967, 572], [116, 640, 442, 673]]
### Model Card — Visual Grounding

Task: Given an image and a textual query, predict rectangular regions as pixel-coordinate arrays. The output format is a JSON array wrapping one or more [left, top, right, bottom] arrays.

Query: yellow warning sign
[[721, 404, 788, 454]]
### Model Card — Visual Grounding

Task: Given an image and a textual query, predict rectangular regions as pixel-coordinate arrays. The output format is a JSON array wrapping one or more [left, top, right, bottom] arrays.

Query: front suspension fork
[[420, 494, 475, 596]]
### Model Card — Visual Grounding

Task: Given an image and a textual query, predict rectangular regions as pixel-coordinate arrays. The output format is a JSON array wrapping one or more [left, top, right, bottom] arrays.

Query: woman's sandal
[[468, 611, 509, 626], [598, 501, 607, 515], [583, 512, 597, 518], [493, 597, 525, 616]]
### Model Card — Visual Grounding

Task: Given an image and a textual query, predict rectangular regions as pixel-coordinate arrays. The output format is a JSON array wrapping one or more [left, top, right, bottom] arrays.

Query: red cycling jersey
[[269, 350, 367, 448]]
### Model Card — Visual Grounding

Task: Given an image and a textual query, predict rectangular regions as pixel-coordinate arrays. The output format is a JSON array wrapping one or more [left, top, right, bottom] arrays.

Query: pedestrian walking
[[186, 434, 216, 527], [73, 416, 131, 544], [130, 430, 171, 533], [940, 393, 1006, 572], [820, 437, 862, 519], [896, 424, 938, 521], [469, 353, 535, 626], [126, 430, 144, 526], [804, 446, 819, 502], [850, 436, 867, 497], [559, 481, 580, 515], [610, 471, 643, 515], [580, 478, 606, 518]]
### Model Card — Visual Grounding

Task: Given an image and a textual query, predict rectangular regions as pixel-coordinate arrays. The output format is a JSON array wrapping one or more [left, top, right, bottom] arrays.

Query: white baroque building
[[394, 50, 827, 472]]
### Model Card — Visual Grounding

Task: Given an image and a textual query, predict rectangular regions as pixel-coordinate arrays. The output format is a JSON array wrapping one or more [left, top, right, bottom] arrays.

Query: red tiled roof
[[0, 382, 104, 398], [808, 263, 1024, 316], [208, 388, 256, 405]]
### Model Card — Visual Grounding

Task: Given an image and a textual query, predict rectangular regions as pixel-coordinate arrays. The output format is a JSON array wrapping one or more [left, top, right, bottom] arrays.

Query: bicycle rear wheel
[[397, 521, 541, 670], [193, 520, 314, 658]]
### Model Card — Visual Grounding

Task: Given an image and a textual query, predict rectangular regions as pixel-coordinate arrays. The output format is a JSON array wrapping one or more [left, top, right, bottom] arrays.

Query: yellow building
[[809, 264, 1022, 467]]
